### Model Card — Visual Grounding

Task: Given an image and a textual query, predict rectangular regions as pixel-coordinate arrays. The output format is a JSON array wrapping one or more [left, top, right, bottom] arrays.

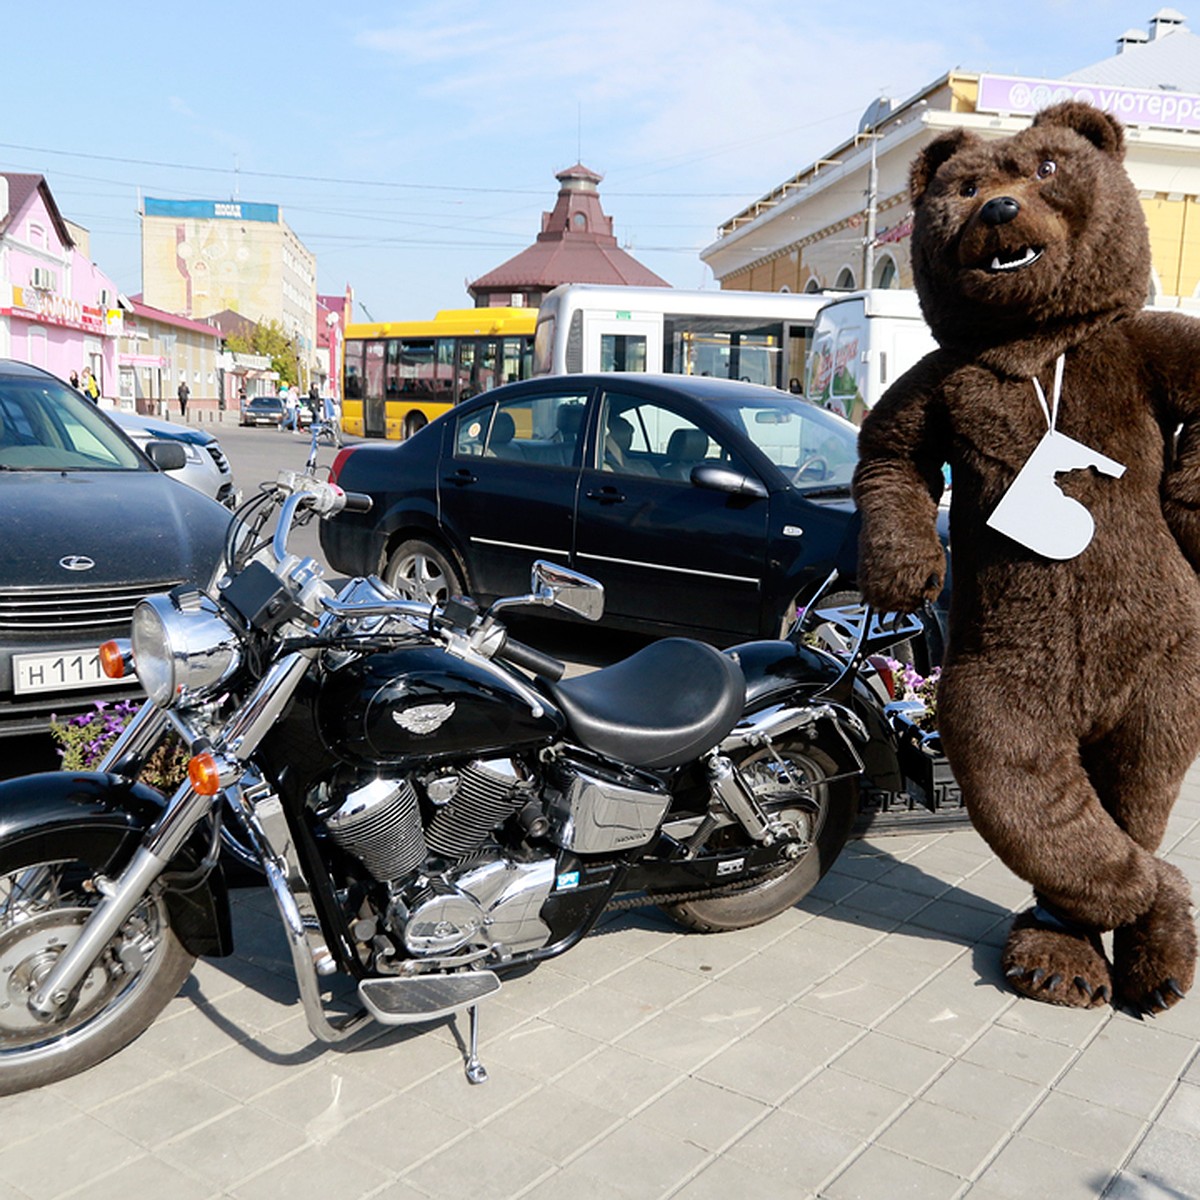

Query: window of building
[[873, 255, 897, 289], [835, 266, 856, 289]]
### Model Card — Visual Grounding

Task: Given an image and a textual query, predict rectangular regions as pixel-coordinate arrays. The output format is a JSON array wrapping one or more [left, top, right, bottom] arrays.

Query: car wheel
[[383, 538, 465, 604], [403, 412, 428, 440]]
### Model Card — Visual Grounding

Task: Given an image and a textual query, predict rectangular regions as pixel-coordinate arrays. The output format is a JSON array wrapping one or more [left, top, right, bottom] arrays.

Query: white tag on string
[[986, 356, 1125, 560]]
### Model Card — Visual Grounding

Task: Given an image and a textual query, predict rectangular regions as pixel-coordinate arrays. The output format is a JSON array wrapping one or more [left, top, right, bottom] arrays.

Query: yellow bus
[[341, 307, 537, 440]]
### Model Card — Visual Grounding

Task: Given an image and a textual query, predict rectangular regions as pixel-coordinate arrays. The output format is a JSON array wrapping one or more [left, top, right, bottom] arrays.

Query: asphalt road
[[2, 419, 649, 779]]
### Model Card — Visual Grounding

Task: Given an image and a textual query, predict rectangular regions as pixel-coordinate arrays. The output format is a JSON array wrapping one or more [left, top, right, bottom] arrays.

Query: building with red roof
[[0, 172, 122, 399], [468, 164, 669, 308]]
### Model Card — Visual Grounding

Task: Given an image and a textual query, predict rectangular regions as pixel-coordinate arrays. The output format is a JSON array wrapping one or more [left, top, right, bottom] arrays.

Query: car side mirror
[[690, 462, 768, 499], [146, 441, 188, 471]]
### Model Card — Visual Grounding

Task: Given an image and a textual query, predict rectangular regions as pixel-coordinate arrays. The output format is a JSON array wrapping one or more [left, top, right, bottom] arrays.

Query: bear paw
[[1001, 909, 1112, 1008], [1112, 862, 1196, 1015]]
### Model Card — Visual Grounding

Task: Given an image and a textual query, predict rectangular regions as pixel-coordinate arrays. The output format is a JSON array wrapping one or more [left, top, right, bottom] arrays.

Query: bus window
[[787, 325, 812, 394], [365, 341, 386, 399], [387, 338, 436, 397], [436, 339, 455, 398], [501, 337, 526, 386], [533, 315, 556, 375], [475, 340, 499, 394], [344, 341, 364, 399], [457, 341, 476, 400], [600, 333, 647, 373], [665, 317, 783, 386]]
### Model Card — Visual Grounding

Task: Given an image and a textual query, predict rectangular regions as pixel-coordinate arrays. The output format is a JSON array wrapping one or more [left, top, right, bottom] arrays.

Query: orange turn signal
[[187, 753, 222, 796], [98, 641, 127, 679]]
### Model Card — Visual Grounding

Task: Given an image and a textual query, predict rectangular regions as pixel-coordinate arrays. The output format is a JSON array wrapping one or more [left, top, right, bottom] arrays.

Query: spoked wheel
[[0, 854, 193, 1094], [656, 740, 857, 932], [383, 538, 465, 605]]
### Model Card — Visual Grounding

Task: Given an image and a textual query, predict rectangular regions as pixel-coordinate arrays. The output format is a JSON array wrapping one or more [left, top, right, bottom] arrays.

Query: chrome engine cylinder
[[424, 758, 525, 860], [324, 777, 427, 881]]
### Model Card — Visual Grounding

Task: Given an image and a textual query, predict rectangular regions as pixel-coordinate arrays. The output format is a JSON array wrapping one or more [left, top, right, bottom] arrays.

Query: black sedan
[[0, 361, 231, 735], [321, 374, 926, 645]]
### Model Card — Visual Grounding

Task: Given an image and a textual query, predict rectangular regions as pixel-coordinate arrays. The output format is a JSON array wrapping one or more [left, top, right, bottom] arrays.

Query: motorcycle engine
[[318, 756, 556, 961], [317, 753, 674, 964]]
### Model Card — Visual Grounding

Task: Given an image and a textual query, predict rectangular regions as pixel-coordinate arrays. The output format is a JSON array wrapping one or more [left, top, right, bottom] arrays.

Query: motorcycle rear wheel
[[0, 848, 194, 1095], [656, 740, 857, 933]]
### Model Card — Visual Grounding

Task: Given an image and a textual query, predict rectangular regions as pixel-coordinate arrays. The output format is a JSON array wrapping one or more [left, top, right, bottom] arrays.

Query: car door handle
[[445, 468, 477, 486], [586, 486, 625, 504]]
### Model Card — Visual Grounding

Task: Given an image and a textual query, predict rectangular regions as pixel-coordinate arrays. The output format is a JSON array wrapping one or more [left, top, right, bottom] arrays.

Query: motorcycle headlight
[[131, 591, 242, 708]]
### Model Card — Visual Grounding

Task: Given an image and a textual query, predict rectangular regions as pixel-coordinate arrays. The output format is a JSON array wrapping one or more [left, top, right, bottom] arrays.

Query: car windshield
[[0, 377, 144, 472], [717, 395, 858, 493]]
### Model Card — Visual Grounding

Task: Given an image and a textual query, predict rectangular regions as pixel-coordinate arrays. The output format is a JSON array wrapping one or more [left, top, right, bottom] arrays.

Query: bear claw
[[1001, 910, 1112, 1009]]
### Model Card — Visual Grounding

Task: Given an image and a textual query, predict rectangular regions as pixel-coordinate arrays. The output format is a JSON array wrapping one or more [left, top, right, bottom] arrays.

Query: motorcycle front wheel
[[0, 846, 194, 1095], [656, 740, 857, 933]]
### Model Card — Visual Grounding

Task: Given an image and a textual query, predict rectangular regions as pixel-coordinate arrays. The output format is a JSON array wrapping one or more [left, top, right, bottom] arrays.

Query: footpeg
[[358, 970, 501, 1025]]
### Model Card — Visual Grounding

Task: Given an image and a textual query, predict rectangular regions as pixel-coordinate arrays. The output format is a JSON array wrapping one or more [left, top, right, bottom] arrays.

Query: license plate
[[12, 649, 127, 695]]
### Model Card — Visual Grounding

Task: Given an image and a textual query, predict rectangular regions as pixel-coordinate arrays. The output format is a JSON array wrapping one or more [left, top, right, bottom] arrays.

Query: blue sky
[[4, 1, 1172, 318]]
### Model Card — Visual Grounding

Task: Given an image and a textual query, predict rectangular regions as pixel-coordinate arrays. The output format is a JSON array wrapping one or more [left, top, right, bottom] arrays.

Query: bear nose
[[980, 197, 1021, 226]]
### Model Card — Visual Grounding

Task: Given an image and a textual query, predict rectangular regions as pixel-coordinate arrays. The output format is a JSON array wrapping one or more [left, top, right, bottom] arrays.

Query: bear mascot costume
[[852, 101, 1200, 1013]]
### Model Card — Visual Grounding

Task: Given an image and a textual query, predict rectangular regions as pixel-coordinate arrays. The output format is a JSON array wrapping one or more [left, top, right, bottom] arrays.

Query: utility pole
[[862, 131, 879, 287]]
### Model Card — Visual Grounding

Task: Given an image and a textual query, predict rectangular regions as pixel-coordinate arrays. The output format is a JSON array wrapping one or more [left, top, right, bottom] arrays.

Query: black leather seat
[[546, 638, 745, 768]]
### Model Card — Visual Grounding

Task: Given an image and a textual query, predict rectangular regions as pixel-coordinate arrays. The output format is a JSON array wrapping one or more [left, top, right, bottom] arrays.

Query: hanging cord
[[1030, 354, 1066, 432]]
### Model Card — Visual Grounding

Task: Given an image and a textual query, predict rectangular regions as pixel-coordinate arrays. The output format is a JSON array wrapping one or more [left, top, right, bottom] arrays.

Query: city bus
[[341, 307, 536, 439], [531, 284, 831, 392]]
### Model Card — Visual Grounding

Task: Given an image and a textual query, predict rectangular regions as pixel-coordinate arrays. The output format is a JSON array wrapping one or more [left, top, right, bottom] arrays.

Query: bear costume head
[[908, 102, 1151, 372]]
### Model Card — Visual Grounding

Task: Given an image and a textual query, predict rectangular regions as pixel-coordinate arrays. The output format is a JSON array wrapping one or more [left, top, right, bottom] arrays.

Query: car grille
[[205, 443, 231, 476], [0, 581, 181, 634]]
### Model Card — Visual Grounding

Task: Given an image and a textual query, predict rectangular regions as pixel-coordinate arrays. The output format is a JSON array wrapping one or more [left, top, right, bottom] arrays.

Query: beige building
[[702, 9, 1200, 313], [140, 198, 317, 379], [117, 299, 223, 417]]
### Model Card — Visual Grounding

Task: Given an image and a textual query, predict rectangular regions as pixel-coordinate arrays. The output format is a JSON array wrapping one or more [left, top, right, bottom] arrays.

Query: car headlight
[[131, 591, 242, 708]]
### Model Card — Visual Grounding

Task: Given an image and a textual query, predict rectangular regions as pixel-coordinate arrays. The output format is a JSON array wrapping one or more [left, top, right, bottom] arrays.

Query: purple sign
[[977, 73, 1200, 132]]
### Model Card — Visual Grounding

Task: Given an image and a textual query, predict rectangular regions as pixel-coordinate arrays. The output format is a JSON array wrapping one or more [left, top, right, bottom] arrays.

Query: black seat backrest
[[666, 427, 709, 462], [487, 410, 522, 458]]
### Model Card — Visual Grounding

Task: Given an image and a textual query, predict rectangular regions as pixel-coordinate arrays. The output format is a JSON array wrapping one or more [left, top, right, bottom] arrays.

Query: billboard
[[977, 74, 1200, 133]]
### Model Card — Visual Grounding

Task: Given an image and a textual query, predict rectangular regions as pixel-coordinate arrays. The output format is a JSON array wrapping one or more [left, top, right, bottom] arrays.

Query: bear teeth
[[989, 247, 1042, 272]]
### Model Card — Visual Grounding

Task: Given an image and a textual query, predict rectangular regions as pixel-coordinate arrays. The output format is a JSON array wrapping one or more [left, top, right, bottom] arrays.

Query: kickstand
[[464, 1003, 488, 1085]]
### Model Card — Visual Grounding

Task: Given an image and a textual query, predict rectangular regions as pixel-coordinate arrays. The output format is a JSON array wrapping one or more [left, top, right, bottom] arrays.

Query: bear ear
[[1032, 101, 1125, 159], [910, 129, 978, 204]]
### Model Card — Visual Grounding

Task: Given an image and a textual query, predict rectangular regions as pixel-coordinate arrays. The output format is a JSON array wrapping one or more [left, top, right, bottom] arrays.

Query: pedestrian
[[69, 370, 80, 390], [81, 368, 99, 402], [282, 385, 301, 433], [321, 392, 342, 446], [177, 379, 190, 419]]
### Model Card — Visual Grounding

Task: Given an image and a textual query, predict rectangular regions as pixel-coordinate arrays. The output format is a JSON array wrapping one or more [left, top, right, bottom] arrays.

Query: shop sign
[[4, 286, 107, 334], [875, 217, 913, 247], [978, 74, 1200, 132]]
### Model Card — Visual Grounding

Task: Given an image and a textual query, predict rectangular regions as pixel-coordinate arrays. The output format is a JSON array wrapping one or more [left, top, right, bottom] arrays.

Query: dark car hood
[[0, 471, 231, 588]]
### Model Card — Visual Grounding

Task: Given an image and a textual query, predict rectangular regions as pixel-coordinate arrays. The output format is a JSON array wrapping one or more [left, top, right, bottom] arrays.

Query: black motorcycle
[[0, 463, 919, 1092]]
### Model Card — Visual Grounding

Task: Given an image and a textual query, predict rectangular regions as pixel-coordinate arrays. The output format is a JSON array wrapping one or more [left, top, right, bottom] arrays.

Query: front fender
[[0, 771, 232, 958]]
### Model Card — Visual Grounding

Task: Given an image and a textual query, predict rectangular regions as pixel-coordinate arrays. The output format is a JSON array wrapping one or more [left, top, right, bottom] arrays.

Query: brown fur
[[852, 102, 1200, 1011]]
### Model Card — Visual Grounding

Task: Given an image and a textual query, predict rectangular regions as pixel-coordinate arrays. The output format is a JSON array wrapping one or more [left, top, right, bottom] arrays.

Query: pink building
[[316, 286, 353, 400], [0, 174, 121, 397]]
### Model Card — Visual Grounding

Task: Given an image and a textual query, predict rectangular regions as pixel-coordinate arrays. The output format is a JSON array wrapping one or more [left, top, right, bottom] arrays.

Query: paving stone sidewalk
[[3, 769, 1199, 1200]]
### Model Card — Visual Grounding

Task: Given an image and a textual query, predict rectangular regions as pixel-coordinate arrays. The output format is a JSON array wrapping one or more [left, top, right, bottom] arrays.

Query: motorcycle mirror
[[530, 560, 605, 622]]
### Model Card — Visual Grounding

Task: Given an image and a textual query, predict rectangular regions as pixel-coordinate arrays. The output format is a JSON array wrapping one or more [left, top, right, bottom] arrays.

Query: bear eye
[[959, 181, 978, 198], [1037, 160, 1057, 179]]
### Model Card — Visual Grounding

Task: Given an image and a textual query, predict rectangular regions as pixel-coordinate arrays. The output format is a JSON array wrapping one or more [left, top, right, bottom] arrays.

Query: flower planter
[[855, 701, 967, 834]]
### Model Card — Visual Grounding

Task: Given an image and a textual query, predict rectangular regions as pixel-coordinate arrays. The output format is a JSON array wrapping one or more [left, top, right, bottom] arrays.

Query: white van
[[806, 290, 937, 423]]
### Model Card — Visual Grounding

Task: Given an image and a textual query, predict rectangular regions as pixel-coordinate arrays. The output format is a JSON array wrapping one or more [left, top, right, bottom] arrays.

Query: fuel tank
[[317, 644, 564, 768]]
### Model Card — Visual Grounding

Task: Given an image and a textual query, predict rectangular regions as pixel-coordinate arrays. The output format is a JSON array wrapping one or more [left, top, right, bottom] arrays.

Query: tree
[[226, 319, 297, 386]]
